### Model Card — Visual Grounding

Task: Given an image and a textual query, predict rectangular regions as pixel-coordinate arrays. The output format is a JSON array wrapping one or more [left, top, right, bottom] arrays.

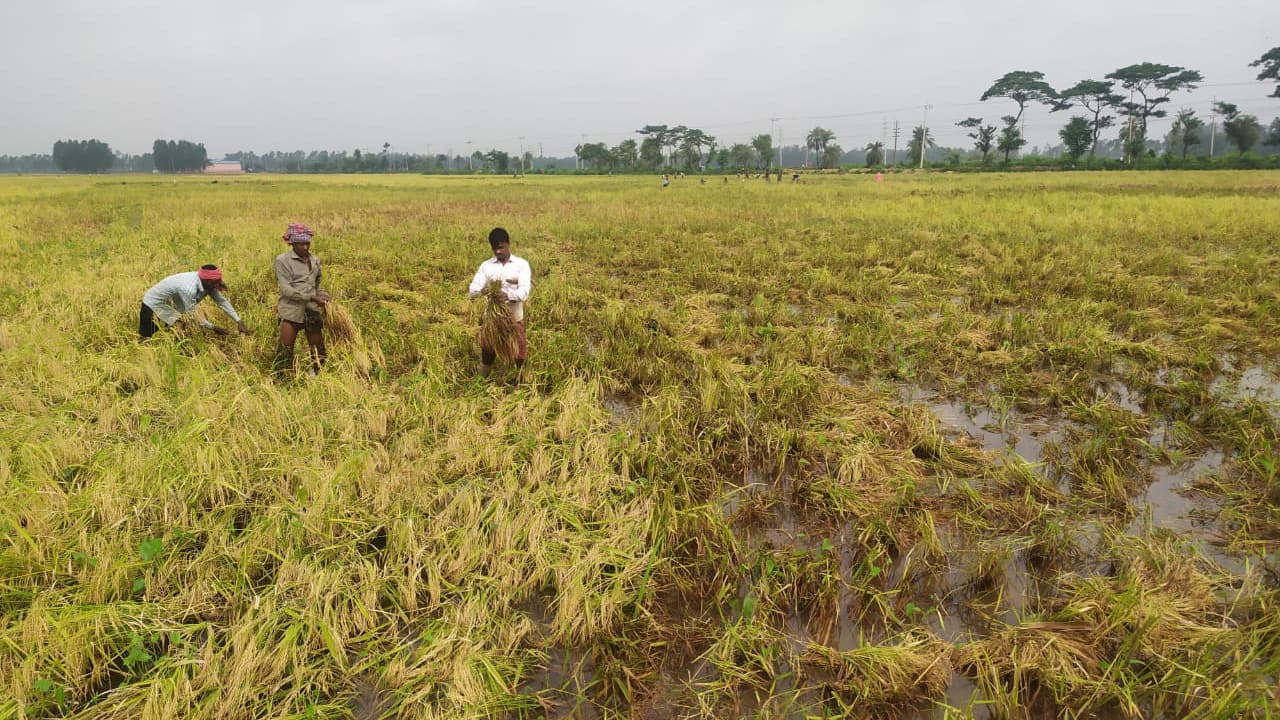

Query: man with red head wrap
[[273, 222, 331, 377], [139, 264, 249, 338]]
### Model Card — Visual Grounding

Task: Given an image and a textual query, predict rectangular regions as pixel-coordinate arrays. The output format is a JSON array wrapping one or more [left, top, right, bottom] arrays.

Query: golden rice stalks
[[479, 280, 521, 362], [801, 637, 952, 707], [325, 301, 361, 346]]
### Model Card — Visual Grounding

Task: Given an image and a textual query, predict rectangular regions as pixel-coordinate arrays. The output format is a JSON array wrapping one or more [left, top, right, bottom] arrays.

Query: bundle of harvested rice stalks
[[324, 301, 361, 345], [479, 280, 521, 361]]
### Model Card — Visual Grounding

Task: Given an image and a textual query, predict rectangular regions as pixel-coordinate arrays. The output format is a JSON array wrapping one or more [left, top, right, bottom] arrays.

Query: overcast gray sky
[[2, 0, 1277, 157]]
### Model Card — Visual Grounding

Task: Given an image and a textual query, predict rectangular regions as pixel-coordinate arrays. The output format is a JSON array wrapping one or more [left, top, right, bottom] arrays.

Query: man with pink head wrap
[[139, 264, 249, 338]]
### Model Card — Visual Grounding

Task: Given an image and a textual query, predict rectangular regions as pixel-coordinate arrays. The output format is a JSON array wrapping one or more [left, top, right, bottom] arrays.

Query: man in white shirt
[[140, 265, 249, 338], [468, 227, 531, 375]]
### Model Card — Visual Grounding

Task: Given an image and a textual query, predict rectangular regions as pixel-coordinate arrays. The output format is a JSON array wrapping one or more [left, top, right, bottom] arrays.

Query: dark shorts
[[281, 309, 324, 332], [139, 302, 164, 338]]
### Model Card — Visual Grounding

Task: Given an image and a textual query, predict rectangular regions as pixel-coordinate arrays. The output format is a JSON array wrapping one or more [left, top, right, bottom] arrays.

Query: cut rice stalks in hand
[[479, 280, 521, 362], [324, 301, 360, 345]]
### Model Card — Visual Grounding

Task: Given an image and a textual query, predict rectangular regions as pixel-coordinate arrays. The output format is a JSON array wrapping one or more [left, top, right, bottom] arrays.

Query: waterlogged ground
[[1, 172, 1279, 719]]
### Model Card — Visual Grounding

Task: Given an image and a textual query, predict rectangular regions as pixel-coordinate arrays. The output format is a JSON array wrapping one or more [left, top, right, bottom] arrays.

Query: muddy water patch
[[602, 391, 641, 427], [1210, 362, 1280, 418], [928, 398, 1007, 452], [1128, 449, 1232, 565], [516, 642, 599, 719], [1124, 449, 1279, 577], [634, 661, 719, 719], [899, 384, 1069, 467], [347, 672, 395, 720], [858, 528, 1002, 645], [1239, 365, 1280, 402], [908, 674, 993, 720], [1096, 378, 1145, 414], [512, 589, 602, 718], [721, 467, 800, 547], [1133, 450, 1225, 538]]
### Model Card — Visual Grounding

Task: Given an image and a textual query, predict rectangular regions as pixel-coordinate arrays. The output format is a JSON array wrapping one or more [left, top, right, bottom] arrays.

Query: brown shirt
[[274, 249, 322, 323]]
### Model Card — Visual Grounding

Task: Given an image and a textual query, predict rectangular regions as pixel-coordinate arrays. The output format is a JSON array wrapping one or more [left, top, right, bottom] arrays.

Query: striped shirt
[[142, 271, 241, 328]]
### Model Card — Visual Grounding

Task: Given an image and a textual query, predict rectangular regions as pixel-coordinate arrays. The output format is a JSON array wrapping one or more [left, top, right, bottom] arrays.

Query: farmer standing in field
[[139, 265, 248, 338], [468, 227, 531, 376], [273, 222, 330, 377]]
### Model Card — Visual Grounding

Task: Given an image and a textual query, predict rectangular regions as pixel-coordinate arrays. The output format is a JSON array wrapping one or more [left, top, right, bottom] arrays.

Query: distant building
[[205, 159, 243, 174]]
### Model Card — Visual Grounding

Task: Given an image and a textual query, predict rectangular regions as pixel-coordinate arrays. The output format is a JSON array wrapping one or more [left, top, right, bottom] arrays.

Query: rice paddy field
[[2, 170, 1280, 719]]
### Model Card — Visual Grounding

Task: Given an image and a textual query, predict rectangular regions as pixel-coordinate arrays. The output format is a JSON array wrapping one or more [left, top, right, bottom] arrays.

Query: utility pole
[[1208, 97, 1217, 158], [892, 121, 901, 166], [770, 117, 781, 170], [518, 136, 525, 175], [466, 140, 473, 171], [882, 119, 889, 161], [919, 104, 933, 169], [1124, 89, 1135, 164]]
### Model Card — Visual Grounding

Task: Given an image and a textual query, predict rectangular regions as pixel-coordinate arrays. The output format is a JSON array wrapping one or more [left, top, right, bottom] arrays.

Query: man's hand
[[237, 322, 250, 336], [314, 291, 332, 307]]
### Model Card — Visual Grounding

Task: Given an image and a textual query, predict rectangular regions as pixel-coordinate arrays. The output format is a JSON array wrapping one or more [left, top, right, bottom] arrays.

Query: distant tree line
[[1, 138, 200, 174], [152, 139, 208, 172], [6, 47, 1276, 175], [227, 146, 445, 173], [0, 154, 58, 173], [953, 49, 1280, 167], [571, 125, 847, 172], [52, 139, 114, 172]]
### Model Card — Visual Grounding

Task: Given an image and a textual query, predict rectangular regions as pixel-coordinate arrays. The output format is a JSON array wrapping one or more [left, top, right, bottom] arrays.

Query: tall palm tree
[[908, 126, 935, 166], [863, 141, 885, 166], [805, 127, 835, 167]]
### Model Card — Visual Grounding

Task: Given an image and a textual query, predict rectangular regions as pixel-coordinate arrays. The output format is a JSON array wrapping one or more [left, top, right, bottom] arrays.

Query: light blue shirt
[[142, 271, 241, 328]]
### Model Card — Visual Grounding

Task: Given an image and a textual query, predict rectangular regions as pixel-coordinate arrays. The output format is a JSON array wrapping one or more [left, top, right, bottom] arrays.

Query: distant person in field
[[139, 265, 248, 339], [661, 174, 669, 188], [468, 227, 531, 376], [273, 222, 330, 377]]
